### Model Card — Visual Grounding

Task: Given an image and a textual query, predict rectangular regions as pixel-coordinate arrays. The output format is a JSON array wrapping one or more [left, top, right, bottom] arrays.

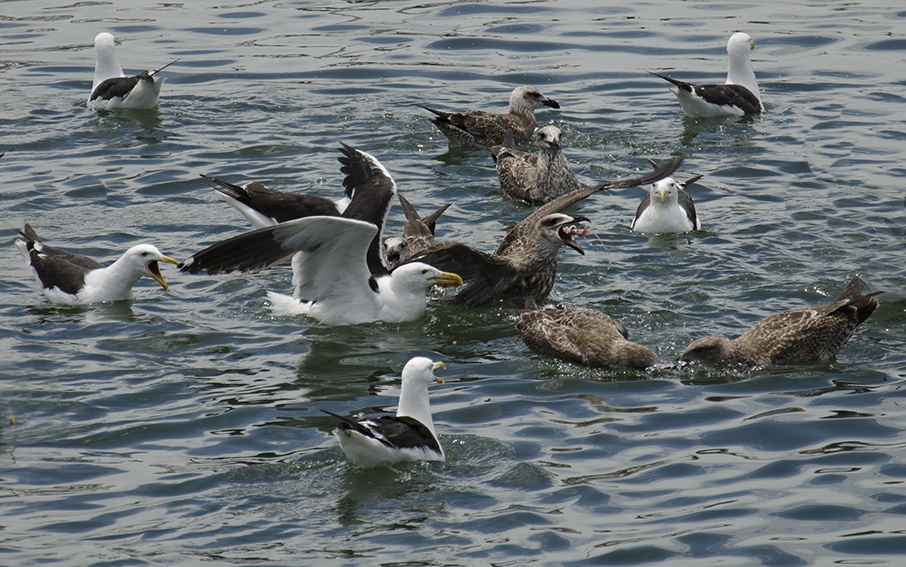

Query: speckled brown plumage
[[679, 277, 881, 367], [385, 194, 450, 270], [517, 306, 662, 370], [492, 125, 580, 204], [409, 156, 684, 308], [420, 86, 560, 149]]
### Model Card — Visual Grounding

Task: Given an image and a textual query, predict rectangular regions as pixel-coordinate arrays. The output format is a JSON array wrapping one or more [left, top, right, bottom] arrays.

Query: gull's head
[[652, 178, 681, 204], [511, 86, 560, 113], [539, 213, 589, 255], [392, 262, 463, 292], [535, 125, 563, 153], [728, 32, 755, 56], [94, 32, 116, 50], [678, 336, 735, 366], [402, 357, 446, 386], [124, 245, 180, 291]]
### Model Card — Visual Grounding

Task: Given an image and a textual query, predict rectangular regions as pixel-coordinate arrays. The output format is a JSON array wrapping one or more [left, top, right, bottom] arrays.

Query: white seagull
[[179, 145, 463, 325], [322, 357, 446, 467], [651, 32, 762, 117], [88, 32, 174, 110], [15, 224, 179, 304], [631, 160, 703, 233]]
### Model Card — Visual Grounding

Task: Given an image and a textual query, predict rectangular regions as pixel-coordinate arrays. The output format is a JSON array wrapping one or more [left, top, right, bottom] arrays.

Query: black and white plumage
[[420, 86, 560, 149], [179, 144, 463, 325], [385, 195, 450, 270], [88, 32, 174, 110], [201, 174, 353, 229], [679, 277, 881, 367], [15, 224, 179, 304], [491, 125, 581, 205], [651, 32, 762, 118], [631, 159, 702, 233], [410, 157, 684, 309], [517, 306, 662, 370], [322, 357, 445, 467]]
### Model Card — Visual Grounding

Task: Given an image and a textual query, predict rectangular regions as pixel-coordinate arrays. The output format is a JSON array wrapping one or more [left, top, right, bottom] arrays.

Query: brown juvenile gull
[[385, 194, 451, 270], [15, 224, 179, 304], [651, 32, 762, 118], [179, 144, 463, 325], [517, 305, 662, 370], [88, 32, 177, 110], [408, 156, 684, 309], [679, 277, 881, 367], [200, 173, 353, 229], [419, 86, 560, 149], [491, 125, 581, 205], [322, 357, 445, 467], [631, 158, 703, 233]]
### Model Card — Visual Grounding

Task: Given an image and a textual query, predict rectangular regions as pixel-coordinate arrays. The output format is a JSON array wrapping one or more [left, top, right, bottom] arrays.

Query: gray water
[[1, 0, 905, 565]]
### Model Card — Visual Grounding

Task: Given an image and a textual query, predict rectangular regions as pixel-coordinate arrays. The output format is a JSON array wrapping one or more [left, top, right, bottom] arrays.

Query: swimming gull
[[651, 32, 762, 117], [88, 32, 175, 110], [15, 223, 179, 304], [420, 86, 560, 149], [409, 157, 684, 308], [322, 357, 445, 467], [631, 159, 703, 233], [679, 276, 881, 367], [517, 305, 662, 370], [179, 145, 463, 325], [491, 125, 581, 205]]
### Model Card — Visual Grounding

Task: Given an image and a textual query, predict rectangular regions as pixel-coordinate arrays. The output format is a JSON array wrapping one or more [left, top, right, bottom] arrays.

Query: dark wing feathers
[[89, 75, 140, 102], [203, 174, 340, 222], [179, 223, 295, 275], [409, 243, 517, 307], [322, 410, 440, 453]]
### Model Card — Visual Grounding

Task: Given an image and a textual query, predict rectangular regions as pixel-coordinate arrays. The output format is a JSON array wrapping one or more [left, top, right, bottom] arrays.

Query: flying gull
[[201, 173, 353, 229], [409, 156, 684, 308], [490, 125, 581, 205], [322, 357, 445, 467], [651, 32, 762, 118], [179, 144, 463, 325], [517, 305, 662, 370], [679, 276, 881, 367], [88, 32, 176, 110], [420, 86, 560, 149], [15, 223, 179, 304], [631, 159, 702, 233], [385, 194, 450, 270]]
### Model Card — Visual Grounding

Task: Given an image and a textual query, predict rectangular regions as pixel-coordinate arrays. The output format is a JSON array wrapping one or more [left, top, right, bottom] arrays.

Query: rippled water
[[2, 0, 905, 565]]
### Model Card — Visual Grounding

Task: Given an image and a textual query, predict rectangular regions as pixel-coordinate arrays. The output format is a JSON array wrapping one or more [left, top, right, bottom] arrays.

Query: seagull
[[517, 305, 662, 370], [179, 144, 463, 325], [651, 32, 762, 118], [15, 223, 179, 304], [631, 159, 703, 233], [409, 157, 684, 308], [679, 276, 881, 367], [322, 357, 446, 467], [201, 173, 354, 229], [88, 32, 175, 110], [385, 194, 451, 270], [420, 86, 560, 149], [491, 125, 581, 205]]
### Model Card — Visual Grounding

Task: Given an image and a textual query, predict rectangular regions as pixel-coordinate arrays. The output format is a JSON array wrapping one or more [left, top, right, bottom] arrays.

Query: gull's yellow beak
[[147, 256, 180, 292], [433, 360, 445, 383], [429, 272, 463, 288]]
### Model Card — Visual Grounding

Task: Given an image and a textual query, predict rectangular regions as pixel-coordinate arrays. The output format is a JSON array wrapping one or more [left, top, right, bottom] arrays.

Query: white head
[[397, 357, 445, 428], [510, 86, 560, 114], [535, 125, 563, 154], [651, 178, 681, 205], [725, 32, 759, 97], [389, 262, 462, 295], [93, 32, 124, 89], [114, 244, 180, 291]]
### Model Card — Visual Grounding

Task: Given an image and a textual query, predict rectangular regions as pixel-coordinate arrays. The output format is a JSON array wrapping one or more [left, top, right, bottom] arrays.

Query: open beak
[[558, 216, 589, 255], [146, 256, 180, 291], [433, 360, 445, 384], [428, 271, 463, 288]]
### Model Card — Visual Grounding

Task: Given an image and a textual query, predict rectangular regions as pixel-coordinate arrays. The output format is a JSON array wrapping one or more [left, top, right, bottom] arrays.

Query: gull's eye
[[140, 251, 149, 257]]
